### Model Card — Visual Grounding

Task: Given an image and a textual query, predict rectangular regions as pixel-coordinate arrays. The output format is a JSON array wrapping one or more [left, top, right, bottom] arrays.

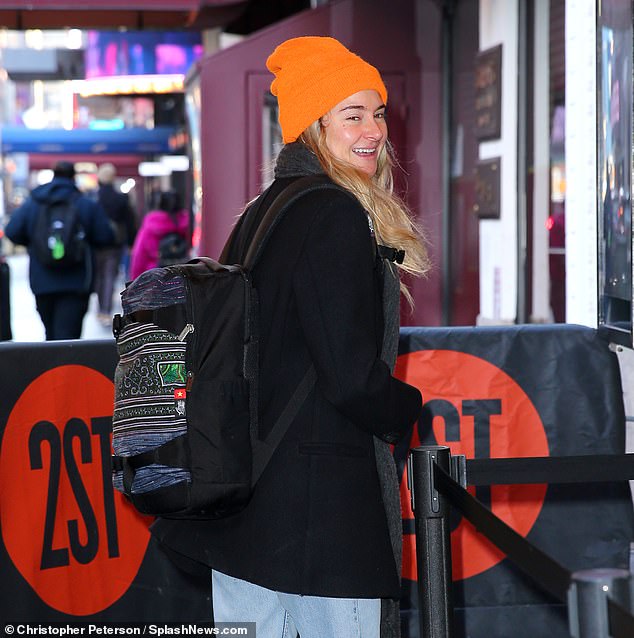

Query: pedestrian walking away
[[4, 160, 115, 340], [93, 162, 136, 326], [129, 189, 190, 280], [151, 36, 430, 638]]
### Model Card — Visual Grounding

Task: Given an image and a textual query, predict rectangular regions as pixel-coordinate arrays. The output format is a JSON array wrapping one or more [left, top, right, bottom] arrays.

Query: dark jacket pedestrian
[[152, 36, 430, 638], [5, 160, 114, 340], [93, 163, 136, 324]]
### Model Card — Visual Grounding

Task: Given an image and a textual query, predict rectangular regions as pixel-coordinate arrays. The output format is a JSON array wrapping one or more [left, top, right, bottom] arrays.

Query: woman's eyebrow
[[338, 103, 387, 112]]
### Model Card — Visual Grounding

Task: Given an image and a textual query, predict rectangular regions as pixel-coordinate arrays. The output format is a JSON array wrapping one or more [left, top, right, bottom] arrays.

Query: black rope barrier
[[433, 462, 571, 602], [408, 446, 634, 638], [466, 453, 634, 486]]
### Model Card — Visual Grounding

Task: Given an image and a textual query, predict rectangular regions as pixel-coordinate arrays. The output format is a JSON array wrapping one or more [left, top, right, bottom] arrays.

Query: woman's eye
[[375, 111, 386, 119]]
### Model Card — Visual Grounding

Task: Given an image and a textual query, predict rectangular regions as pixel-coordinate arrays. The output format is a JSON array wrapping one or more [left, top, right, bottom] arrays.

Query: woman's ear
[[320, 113, 331, 128]]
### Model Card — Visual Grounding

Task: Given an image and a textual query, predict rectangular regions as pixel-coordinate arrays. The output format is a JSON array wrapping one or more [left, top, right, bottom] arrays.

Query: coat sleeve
[[292, 192, 422, 439], [4, 201, 33, 246]]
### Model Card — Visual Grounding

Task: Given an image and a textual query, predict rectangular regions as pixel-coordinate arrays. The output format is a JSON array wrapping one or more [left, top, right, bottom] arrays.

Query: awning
[[0, 0, 247, 29], [0, 126, 175, 155]]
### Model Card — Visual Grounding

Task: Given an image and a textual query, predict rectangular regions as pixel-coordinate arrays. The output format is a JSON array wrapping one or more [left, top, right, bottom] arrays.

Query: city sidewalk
[[5, 251, 122, 342]]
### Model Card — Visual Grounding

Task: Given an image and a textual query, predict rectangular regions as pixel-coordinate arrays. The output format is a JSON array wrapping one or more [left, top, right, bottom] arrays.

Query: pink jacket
[[129, 209, 190, 280]]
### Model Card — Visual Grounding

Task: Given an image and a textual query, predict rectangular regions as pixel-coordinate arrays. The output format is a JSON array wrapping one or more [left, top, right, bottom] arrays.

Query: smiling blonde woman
[[152, 36, 429, 638]]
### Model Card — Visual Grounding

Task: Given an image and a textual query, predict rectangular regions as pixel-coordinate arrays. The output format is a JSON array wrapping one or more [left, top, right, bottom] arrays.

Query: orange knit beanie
[[266, 36, 388, 144]]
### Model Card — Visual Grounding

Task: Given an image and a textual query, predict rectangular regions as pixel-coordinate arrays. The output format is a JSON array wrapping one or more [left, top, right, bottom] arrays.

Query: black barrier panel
[[0, 326, 632, 633], [395, 324, 634, 638], [395, 325, 634, 638], [0, 340, 210, 622]]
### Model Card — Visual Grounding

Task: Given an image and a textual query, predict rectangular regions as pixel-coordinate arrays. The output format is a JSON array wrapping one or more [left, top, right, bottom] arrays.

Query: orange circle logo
[[0, 365, 152, 615], [395, 349, 549, 581]]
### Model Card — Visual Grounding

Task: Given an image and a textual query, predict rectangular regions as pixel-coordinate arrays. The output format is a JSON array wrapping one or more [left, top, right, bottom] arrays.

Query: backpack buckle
[[112, 314, 122, 338]]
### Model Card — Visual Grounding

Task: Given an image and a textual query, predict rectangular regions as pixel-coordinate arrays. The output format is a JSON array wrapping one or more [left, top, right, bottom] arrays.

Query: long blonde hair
[[298, 121, 430, 302]]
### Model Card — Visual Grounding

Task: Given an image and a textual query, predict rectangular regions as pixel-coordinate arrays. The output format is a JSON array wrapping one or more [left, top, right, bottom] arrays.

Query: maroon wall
[[193, 0, 443, 326], [449, 0, 481, 325]]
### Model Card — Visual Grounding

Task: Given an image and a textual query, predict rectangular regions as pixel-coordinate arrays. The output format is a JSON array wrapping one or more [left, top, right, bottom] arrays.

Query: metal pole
[[407, 445, 454, 638], [515, 0, 529, 323], [568, 568, 633, 637]]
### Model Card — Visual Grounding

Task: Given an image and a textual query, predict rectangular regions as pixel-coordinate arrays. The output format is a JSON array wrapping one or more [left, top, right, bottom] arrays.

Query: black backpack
[[111, 175, 340, 519], [158, 231, 189, 267], [32, 193, 86, 269]]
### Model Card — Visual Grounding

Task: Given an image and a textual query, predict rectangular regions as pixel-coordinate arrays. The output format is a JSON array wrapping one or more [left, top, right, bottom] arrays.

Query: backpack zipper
[[178, 323, 194, 341], [181, 270, 197, 392]]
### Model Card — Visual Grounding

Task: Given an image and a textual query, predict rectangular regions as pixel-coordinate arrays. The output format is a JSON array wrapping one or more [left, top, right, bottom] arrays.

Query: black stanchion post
[[568, 568, 633, 637], [407, 445, 454, 638]]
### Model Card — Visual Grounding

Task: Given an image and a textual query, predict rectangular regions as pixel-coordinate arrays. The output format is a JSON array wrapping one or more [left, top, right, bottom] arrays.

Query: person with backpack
[[128, 189, 190, 280], [152, 36, 430, 637], [4, 160, 115, 340], [93, 162, 137, 326]]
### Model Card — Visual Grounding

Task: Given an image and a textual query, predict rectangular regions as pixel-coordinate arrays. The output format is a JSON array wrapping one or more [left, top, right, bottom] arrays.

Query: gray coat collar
[[274, 142, 324, 179]]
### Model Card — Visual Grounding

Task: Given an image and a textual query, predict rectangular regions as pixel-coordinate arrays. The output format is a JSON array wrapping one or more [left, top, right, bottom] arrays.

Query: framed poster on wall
[[474, 44, 502, 141], [473, 157, 501, 219]]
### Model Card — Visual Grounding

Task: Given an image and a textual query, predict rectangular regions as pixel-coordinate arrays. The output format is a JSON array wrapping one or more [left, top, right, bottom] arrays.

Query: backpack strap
[[240, 175, 346, 486], [242, 174, 345, 269]]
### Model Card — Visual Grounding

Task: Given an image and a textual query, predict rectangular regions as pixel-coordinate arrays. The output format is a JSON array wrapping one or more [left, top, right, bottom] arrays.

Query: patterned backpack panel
[[112, 320, 190, 494]]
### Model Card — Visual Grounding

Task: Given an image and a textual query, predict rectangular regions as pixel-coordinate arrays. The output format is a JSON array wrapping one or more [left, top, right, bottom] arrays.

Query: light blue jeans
[[212, 569, 381, 638]]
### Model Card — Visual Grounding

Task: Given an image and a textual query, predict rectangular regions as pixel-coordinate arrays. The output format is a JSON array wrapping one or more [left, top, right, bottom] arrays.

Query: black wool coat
[[152, 166, 422, 599]]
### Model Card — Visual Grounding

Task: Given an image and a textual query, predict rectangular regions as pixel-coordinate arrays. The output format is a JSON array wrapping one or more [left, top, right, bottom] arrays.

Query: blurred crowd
[[1, 160, 191, 340]]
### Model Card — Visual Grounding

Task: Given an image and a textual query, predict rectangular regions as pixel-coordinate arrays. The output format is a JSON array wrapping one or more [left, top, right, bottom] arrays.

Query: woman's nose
[[364, 116, 384, 141]]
